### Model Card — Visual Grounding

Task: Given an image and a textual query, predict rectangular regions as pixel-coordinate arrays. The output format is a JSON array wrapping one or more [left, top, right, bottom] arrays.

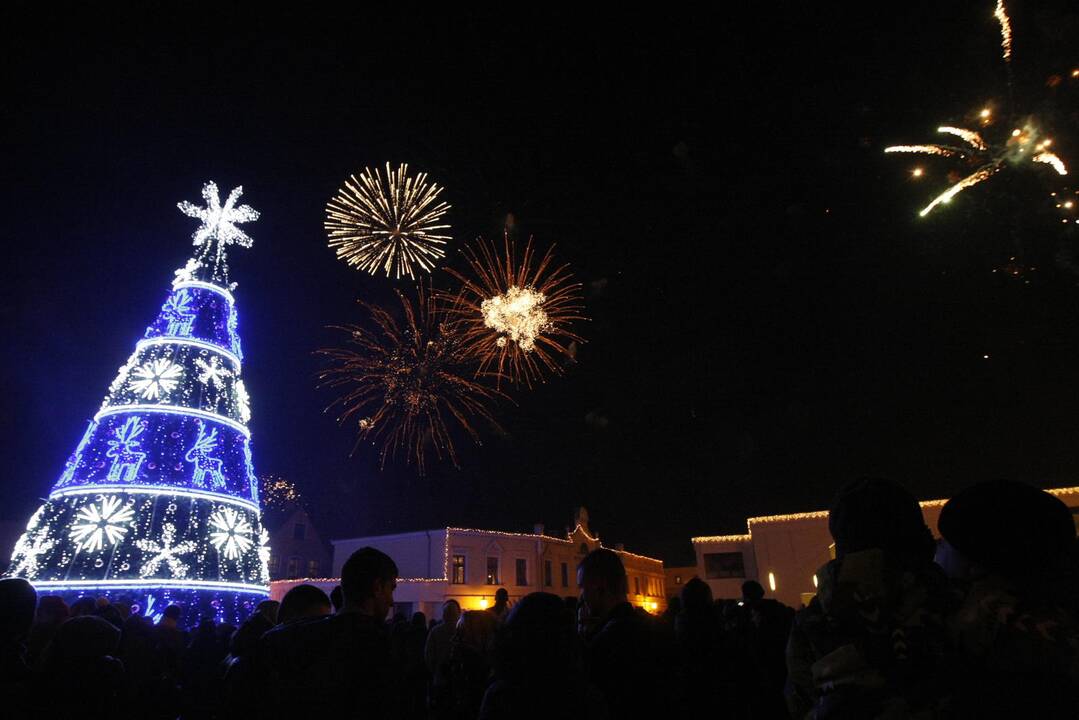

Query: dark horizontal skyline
[[4, 3, 1078, 564]]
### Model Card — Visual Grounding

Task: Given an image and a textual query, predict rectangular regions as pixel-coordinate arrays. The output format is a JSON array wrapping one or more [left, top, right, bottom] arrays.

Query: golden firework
[[442, 234, 585, 388], [325, 163, 451, 280], [317, 288, 503, 474]]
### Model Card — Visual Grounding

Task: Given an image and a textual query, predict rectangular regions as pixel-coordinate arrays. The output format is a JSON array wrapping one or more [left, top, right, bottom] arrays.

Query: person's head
[[939, 480, 1076, 579], [742, 580, 765, 604], [36, 595, 70, 625], [454, 610, 497, 657], [340, 547, 398, 618], [255, 599, 280, 624], [681, 577, 713, 614], [278, 584, 332, 624], [48, 615, 120, 666], [0, 578, 37, 646], [828, 477, 935, 563], [70, 596, 96, 617], [329, 585, 344, 612], [93, 602, 124, 630], [494, 588, 509, 606], [440, 599, 461, 625], [161, 604, 183, 626], [411, 611, 427, 629], [493, 592, 577, 678], [577, 548, 628, 619]]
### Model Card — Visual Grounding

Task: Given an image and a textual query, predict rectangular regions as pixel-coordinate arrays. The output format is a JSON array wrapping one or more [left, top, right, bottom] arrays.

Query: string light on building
[[5, 182, 270, 623]]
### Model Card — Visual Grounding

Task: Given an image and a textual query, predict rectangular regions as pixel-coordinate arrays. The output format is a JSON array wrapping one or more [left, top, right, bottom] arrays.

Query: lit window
[[486, 557, 500, 585], [287, 557, 300, 579], [675, 575, 682, 585], [452, 554, 466, 584], [515, 558, 527, 586]]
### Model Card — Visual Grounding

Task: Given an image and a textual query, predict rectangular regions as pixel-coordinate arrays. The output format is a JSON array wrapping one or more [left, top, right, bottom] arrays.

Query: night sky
[[5, 4, 1078, 565]]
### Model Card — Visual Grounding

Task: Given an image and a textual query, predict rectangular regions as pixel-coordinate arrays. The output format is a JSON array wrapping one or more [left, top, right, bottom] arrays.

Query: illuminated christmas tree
[[6, 182, 270, 623]]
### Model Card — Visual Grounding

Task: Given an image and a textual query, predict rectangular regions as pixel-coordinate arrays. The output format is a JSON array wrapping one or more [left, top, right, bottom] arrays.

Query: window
[[544, 560, 552, 587], [287, 557, 300, 579], [269, 554, 280, 575], [452, 554, 466, 584], [561, 562, 568, 588], [486, 557, 500, 585], [634, 576, 640, 595], [704, 552, 746, 579], [307, 559, 320, 577], [293, 522, 306, 541], [515, 558, 527, 586]]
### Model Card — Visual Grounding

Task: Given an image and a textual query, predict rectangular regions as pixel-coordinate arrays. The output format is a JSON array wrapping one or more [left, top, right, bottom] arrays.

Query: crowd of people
[[2, 478, 1079, 718]]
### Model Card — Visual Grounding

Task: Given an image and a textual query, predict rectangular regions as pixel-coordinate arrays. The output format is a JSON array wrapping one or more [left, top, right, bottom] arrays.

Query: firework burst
[[325, 163, 451, 280], [317, 289, 503, 473], [442, 234, 586, 388], [884, 1, 1069, 216]]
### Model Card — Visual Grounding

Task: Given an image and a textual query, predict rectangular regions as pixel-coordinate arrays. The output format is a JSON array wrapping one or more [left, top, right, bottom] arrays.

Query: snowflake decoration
[[69, 496, 135, 553], [209, 507, 254, 561], [172, 258, 202, 288], [129, 358, 183, 400], [257, 527, 271, 583], [196, 356, 232, 389], [178, 181, 259, 250], [135, 523, 197, 579], [9, 531, 55, 578], [235, 379, 251, 423]]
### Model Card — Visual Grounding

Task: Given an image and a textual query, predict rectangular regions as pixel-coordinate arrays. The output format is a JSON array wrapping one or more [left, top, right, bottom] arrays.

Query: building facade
[[692, 486, 1079, 608], [270, 508, 666, 619], [266, 506, 332, 582]]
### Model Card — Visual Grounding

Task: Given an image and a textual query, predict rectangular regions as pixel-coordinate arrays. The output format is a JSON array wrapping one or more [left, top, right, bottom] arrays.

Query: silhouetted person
[[229, 599, 278, 658], [491, 588, 511, 621], [480, 591, 606, 719], [183, 617, 227, 719], [939, 480, 1079, 719], [426, 599, 461, 718], [26, 594, 68, 670], [330, 584, 344, 612], [673, 578, 737, 712], [277, 583, 332, 625], [256, 547, 400, 718], [119, 613, 169, 718], [400, 612, 429, 720], [786, 477, 949, 719], [0, 578, 37, 716], [43, 614, 125, 717], [70, 595, 96, 617], [577, 548, 668, 716], [448, 610, 497, 719]]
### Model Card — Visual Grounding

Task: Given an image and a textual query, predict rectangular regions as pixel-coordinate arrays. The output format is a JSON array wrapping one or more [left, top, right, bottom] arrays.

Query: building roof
[[691, 485, 1079, 544]]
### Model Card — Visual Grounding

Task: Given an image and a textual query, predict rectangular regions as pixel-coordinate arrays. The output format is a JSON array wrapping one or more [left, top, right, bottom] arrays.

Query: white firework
[[196, 356, 232, 389], [9, 532, 55, 578], [135, 523, 197, 579], [178, 181, 259, 251], [235, 379, 251, 423], [257, 527, 271, 583], [129, 358, 183, 400], [69, 497, 135, 553], [209, 507, 254, 560]]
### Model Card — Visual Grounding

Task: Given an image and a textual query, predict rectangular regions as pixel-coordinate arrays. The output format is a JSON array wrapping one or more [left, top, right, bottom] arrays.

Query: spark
[[911, 168, 924, 178], [1032, 152, 1068, 176], [994, 0, 1012, 63], [325, 163, 452, 280], [441, 234, 586, 388], [317, 288, 504, 474], [884, 145, 963, 158], [919, 167, 998, 217], [937, 126, 988, 151]]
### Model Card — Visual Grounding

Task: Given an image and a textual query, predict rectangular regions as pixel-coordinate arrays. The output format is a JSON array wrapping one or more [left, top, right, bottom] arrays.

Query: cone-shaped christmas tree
[[6, 182, 270, 623]]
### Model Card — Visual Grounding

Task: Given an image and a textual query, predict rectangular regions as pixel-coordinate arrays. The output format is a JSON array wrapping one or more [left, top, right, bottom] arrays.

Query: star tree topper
[[177, 181, 259, 287]]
